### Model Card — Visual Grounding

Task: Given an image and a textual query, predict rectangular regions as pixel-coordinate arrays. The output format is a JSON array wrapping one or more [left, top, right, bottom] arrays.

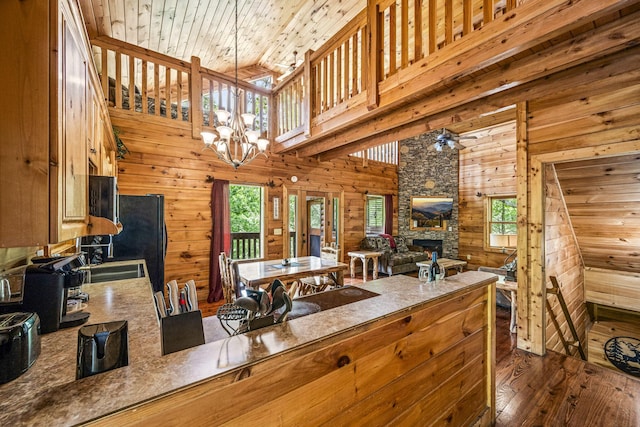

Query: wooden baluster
[[445, 0, 453, 45], [128, 55, 135, 111], [360, 26, 367, 95], [484, 0, 493, 25], [166, 66, 171, 119], [141, 59, 148, 114], [463, 0, 472, 36], [101, 47, 108, 104], [189, 56, 200, 138], [401, 0, 408, 67], [428, 0, 437, 54], [177, 70, 183, 120], [366, 1, 380, 110], [115, 51, 123, 108], [414, 0, 423, 60], [303, 49, 312, 136], [153, 63, 160, 116], [336, 46, 342, 104], [389, 3, 396, 76], [343, 39, 350, 99]]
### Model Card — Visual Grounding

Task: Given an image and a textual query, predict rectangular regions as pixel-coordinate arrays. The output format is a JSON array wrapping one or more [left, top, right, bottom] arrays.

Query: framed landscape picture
[[410, 196, 453, 230]]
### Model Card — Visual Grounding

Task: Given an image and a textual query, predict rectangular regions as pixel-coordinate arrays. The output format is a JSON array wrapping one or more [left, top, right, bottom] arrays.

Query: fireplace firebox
[[412, 239, 443, 257]]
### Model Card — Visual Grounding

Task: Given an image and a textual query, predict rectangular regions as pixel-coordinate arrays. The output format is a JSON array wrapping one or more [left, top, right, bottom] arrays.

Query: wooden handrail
[[90, 1, 520, 152]]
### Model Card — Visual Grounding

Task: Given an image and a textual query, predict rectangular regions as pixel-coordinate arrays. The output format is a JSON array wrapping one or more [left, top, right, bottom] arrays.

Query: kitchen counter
[[0, 267, 497, 426]]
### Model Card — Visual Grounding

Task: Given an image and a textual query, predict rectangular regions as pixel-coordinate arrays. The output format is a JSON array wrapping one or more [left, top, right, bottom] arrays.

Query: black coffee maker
[[19, 254, 90, 334]]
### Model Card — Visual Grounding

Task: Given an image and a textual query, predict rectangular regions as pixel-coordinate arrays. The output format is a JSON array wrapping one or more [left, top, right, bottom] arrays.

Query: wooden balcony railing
[[230, 232, 261, 260], [272, 0, 517, 146], [92, 0, 522, 154], [91, 37, 272, 141]]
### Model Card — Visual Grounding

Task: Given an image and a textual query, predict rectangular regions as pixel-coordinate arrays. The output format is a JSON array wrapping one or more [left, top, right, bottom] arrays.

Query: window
[[365, 195, 385, 235], [288, 195, 297, 257], [229, 184, 263, 259], [487, 196, 517, 248]]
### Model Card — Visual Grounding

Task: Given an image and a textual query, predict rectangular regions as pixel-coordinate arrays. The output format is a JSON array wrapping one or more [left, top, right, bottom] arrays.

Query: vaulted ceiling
[[79, 0, 365, 80]]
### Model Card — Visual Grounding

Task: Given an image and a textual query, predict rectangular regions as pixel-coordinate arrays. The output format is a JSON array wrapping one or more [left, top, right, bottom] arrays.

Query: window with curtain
[[365, 195, 385, 235], [487, 196, 517, 248], [229, 184, 263, 259]]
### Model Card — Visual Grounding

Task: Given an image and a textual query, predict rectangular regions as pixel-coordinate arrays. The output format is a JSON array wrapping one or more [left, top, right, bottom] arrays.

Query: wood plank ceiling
[[554, 154, 640, 273], [78, 0, 366, 80]]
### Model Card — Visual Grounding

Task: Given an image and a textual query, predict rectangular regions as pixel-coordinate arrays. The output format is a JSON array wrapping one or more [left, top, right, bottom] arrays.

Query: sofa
[[359, 235, 429, 276]]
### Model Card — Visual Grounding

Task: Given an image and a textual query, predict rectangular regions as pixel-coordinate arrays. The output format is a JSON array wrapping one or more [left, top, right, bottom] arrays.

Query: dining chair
[[218, 252, 235, 304]]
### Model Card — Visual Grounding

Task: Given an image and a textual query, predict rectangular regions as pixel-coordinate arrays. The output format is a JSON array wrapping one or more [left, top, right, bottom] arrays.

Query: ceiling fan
[[276, 51, 303, 81], [433, 128, 477, 151]]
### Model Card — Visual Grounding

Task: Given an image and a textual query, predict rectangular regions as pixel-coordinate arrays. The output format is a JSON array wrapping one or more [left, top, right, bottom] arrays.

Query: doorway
[[307, 198, 324, 256], [283, 187, 343, 260]]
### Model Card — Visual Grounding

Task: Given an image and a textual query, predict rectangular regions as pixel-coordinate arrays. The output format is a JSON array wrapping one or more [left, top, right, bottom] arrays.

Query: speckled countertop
[[0, 265, 496, 426]]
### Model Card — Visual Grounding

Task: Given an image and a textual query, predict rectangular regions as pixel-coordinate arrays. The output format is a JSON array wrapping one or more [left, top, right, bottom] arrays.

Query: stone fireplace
[[398, 130, 459, 259]]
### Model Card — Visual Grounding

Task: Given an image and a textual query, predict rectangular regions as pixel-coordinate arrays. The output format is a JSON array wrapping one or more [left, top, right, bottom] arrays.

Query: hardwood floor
[[495, 306, 640, 427], [200, 273, 640, 426]]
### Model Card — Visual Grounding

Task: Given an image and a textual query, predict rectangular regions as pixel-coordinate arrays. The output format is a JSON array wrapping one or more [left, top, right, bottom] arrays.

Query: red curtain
[[384, 194, 393, 235], [208, 179, 231, 303]]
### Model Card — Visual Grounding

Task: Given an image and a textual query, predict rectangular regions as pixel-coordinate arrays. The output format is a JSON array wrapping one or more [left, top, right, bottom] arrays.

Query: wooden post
[[190, 56, 202, 139], [366, 0, 380, 111]]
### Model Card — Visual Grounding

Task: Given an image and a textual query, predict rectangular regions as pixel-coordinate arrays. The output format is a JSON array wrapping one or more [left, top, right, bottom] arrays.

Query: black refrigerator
[[111, 195, 167, 293]]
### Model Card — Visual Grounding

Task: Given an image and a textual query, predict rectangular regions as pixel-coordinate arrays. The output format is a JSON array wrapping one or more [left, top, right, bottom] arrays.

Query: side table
[[347, 250, 382, 282]]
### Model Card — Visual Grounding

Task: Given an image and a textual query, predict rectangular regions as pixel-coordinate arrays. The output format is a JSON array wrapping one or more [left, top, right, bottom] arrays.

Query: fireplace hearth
[[412, 239, 443, 257]]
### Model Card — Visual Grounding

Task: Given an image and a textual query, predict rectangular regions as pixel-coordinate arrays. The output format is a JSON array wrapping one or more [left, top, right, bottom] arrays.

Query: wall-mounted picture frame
[[410, 196, 453, 230]]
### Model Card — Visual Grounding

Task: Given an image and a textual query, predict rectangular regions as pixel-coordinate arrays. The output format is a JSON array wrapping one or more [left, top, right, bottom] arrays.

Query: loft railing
[[92, 37, 192, 122], [91, 37, 272, 141], [272, 0, 517, 144], [91, 0, 520, 153], [350, 140, 399, 165]]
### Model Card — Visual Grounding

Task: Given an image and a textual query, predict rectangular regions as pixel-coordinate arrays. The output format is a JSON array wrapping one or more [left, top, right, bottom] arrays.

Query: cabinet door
[[53, 11, 88, 242], [0, 0, 50, 247]]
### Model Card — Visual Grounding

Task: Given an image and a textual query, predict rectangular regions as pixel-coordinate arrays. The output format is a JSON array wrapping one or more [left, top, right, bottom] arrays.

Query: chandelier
[[200, 0, 269, 169]]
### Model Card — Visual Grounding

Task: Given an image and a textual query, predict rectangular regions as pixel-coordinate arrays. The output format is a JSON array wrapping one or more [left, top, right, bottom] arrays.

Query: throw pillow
[[379, 233, 396, 249], [395, 236, 409, 253]]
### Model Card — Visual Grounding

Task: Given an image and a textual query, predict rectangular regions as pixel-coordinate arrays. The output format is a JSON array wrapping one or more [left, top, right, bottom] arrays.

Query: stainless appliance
[[0, 255, 90, 334], [76, 320, 128, 379], [110, 195, 167, 293], [0, 312, 41, 384]]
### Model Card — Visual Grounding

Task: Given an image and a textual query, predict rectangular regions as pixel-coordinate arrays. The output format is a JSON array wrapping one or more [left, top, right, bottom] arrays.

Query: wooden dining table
[[236, 256, 349, 289]]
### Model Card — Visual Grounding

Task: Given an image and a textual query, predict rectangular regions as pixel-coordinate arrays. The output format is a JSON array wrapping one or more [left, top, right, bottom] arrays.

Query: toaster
[[0, 312, 41, 384]]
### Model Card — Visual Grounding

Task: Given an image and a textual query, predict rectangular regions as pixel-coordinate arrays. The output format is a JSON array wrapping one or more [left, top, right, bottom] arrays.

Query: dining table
[[236, 256, 349, 290]]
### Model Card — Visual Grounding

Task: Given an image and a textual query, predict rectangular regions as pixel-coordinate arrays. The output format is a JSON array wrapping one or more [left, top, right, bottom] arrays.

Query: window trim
[[365, 195, 385, 235], [229, 183, 265, 260], [484, 194, 517, 252]]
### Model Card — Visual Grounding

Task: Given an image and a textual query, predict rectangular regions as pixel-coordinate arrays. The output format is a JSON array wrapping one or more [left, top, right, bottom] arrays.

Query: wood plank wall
[[459, 121, 517, 271], [544, 165, 586, 354], [109, 109, 398, 304], [524, 45, 640, 350]]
